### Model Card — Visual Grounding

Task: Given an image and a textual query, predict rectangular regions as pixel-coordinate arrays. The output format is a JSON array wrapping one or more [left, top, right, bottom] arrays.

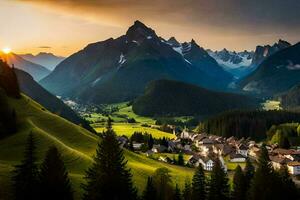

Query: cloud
[[17, 0, 300, 34], [12, 0, 300, 52], [38, 46, 51, 49]]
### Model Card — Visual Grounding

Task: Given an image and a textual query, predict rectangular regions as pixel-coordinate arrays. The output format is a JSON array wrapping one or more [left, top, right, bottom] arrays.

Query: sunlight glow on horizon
[[2, 47, 11, 54]]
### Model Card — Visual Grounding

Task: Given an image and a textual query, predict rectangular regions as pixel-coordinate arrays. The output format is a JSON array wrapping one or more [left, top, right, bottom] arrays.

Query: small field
[[94, 123, 175, 139], [262, 100, 282, 111], [87, 103, 178, 139]]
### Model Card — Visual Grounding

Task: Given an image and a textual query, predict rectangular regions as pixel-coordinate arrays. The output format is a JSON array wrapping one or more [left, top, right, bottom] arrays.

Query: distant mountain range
[[208, 49, 254, 78], [240, 42, 300, 96], [208, 39, 291, 79], [20, 52, 65, 71], [132, 79, 259, 117], [40, 20, 233, 104], [0, 52, 50, 81]]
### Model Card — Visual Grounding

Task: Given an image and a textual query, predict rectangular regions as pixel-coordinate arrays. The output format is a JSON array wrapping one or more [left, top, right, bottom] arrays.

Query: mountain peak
[[133, 20, 146, 28], [167, 37, 180, 47], [190, 39, 200, 48], [276, 39, 291, 48], [126, 20, 157, 42]]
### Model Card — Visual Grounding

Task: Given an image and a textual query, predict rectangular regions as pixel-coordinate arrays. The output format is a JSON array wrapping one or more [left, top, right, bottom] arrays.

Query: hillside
[[0, 95, 194, 199], [240, 42, 300, 96], [132, 80, 259, 117], [0, 52, 50, 81], [277, 84, 300, 110], [14, 69, 95, 133], [40, 20, 232, 104]]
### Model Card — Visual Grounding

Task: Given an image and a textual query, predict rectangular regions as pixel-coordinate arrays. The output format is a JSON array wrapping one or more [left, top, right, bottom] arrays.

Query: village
[[118, 129, 300, 176]]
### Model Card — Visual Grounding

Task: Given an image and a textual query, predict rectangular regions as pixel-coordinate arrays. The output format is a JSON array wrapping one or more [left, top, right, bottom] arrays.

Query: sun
[[2, 47, 11, 54]]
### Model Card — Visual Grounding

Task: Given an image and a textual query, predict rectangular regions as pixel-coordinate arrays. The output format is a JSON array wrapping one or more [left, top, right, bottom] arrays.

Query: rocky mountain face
[[20, 52, 65, 71], [0, 52, 50, 81], [251, 39, 291, 66], [40, 20, 233, 104], [240, 42, 300, 96]]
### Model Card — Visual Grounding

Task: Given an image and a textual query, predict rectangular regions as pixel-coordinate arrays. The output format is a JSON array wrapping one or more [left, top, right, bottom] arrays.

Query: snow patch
[[184, 59, 192, 65], [286, 60, 300, 70], [132, 40, 140, 45], [91, 76, 103, 87], [118, 53, 126, 65], [173, 46, 183, 55]]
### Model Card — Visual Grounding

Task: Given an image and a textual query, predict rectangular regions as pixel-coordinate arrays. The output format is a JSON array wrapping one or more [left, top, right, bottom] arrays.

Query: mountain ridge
[[40, 20, 233, 104]]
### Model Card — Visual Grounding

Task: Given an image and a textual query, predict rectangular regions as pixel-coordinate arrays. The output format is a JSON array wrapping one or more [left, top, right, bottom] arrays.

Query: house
[[237, 143, 249, 157], [132, 143, 143, 150], [201, 138, 214, 145], [269, 155, 291, 170], [117, 136, 128, 148], [152, 145, 167, 153], [213, 144, 235, 156], [188, 154, 226, 171], [229, 153, 246, 163], [146, 150, 154, 157], [184, 144, 192, 152], [249, 145, 260, 160], [180, 129, 192, 139], [287, 162, 300, 175], [198, 144, 213, 157], [167, 141, 176, 152], [158, 156, 173, 164], [273, 148, 300, 161], [188, 154, 214, 171]]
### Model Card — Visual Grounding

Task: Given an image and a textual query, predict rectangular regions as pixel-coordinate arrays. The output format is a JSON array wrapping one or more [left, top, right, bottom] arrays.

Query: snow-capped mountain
[[207, 49, 254, 78], [208, 49, 253, 69], [40, 20, 233, 104]]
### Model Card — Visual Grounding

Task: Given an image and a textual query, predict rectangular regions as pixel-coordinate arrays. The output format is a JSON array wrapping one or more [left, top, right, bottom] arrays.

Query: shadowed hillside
[[133, 79, 260, 117]]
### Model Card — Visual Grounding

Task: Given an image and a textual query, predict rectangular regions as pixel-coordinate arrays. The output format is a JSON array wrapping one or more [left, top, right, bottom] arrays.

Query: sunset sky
[[1, 0, 300, 56]]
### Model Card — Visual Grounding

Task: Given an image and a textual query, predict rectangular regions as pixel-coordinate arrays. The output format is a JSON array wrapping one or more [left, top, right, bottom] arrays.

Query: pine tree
[[177, 152, 184, 166], [248, 144, 278, 200], [231, 165, 246, 200], [38, 146, 73, 200], [182, 179, 192, 200], [244, 158, 255, 189], [191, 165, 206, 200], [82, 119, 137, 200], [277, 165, 299, 199], [142, 177, 157, 200], [148, 134, 154, 150], [152, 168, 174, 200], [174, 184, 182, 200], [207, 158, 229, 200], [12, 132, 39, 200]]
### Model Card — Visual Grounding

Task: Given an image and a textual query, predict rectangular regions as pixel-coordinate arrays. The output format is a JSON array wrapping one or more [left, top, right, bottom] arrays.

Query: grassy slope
[[0, 96, 193, 199]]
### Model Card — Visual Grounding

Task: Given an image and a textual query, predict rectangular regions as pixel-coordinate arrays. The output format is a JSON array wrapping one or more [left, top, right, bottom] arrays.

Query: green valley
[[0, 95, 194, 199]]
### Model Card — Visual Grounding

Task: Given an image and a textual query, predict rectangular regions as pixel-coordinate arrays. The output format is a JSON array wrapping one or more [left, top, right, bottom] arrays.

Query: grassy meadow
[[0, 96, 194, 199]]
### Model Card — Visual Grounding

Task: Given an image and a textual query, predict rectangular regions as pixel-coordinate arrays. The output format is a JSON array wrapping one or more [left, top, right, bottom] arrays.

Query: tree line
[[198, 110, 300, 140], [0, 60, 20, 138], [12, 119, 299, 200]]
